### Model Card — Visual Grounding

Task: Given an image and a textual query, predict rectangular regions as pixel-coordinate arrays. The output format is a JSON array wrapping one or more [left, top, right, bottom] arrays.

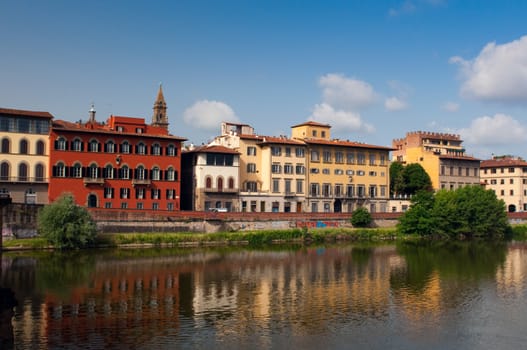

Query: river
[[1, 241, 526, 349]]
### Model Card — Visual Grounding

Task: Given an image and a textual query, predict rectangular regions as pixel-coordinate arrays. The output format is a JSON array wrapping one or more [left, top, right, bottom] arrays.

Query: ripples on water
[[3, 242, 527, 349]]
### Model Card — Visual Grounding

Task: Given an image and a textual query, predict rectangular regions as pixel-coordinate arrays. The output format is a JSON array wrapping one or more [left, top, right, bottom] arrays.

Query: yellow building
[[0, 107, 53, 204], [392, 131, 480, 191], [292, 121, 392, 213]]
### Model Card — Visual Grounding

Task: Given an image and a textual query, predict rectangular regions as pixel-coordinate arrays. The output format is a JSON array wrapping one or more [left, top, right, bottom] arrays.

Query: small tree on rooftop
[[351, 206, 373, 228], [38, 194, 97, 249]]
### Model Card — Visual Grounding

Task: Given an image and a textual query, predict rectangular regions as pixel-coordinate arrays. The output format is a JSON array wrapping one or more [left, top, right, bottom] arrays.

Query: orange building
[[48, 87, 186, 211]]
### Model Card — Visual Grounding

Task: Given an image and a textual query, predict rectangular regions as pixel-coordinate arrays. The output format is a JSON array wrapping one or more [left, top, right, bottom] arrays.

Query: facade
[[215, 121, 392, 213], [292, 122, 392, 213], [181, 144, 240, 211], [48, 87, 186, 211], [0, 107, 53, 204], [480, 156, 527, 212], [392, 131, 480, 191]]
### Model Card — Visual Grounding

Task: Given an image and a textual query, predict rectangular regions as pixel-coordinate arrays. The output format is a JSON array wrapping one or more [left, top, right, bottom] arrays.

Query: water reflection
[[1, 242, 527, 349]]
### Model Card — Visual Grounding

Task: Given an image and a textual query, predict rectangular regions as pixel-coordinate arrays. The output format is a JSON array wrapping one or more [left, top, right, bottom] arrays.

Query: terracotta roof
[[480, 158, 527, 168], [239, 134, 265, 141], [257, 136, 306, 146], [291, 120, 331, 128], [302, 138, 395, 151], [439, 154, 480, 161], [52, 119, 186, 141], [184, 145, 239, 154], [0, 107, 53, 119]]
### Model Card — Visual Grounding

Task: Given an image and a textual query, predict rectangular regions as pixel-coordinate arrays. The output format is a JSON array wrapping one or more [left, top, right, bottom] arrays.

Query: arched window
[[136, 142, 146, 155], [89, 164, 98, 178], [1, 138, 9, 153], [19, 139, 28, 154], [72, 138, 83, 151], [55, 137, 67, 150], [35, 164, 45, 182], [166, 144, 176, 156], [105, 140, 115, 153], [205, 177, 212, 189], [217, 177, 224, 192], [72, 163, 83, 178], [120, 165, 130, 179], [166, 167, 175, 181], [0, 162, 9, 181], [18, 163, 28, 181], [54, 162, 66, 177], [104, 164, 114, 179], [36, 140, 45, 155], [152, 166, 160, 180], [228, 177, 235, 189], [121, 141, 130, 154], [151, 143, 161, 156], [89, 139, 99, 152], [136, 165, 146, 180]]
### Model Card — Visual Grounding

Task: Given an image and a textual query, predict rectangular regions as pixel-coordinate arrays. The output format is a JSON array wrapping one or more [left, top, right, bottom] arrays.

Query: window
[[152, 167, 161, 181], [121, 202, 128, 209], [311, 150, 319, 162], [310, 168, 319, 174], [246, 181, 257, 192], [151, 143, 161, 156], [247, 163, 257, 173], [166, 189, 176, 199], [88, 164, 98, 178], [284, 164, 294, 174], [369, 154, 376, 165], [89, 140, 99, 152], [322, 168, 330, 175], [285, 147, 291, 157], [346, 152, 355, 164], [380, 155, 386, 165], [135, 166, 146, 180], [346, 170, 354, 175], [285, 179, 292, 193], [334, 169, 343, 175], [19, 139, 28, 154], [120, 166, 130, 179], [322, 184, 331, 197], [36, 140, 45, 155], [335, 152, 344, 164], [120, 188, 130, 199], [369, 185, 377, 198], [56, 137, 67, 151], [509, 167, 515, 173], [136, 142, 146, 155], [295, 148, 305, 157], [166, 144, 177, 156], [312, 130, 317, 137], [18, 163, 27, 181], [166, 167, 175, 181], [135, 188, 145, 199], [54, 162, 66, 177], [334, 184, 343, 197], [296, 179, 304, 194], [271, 163, 281, 174], [247, 146, 257, 156], [206, 177, 212, 189], [0, 162, 9, 180], [323, 150, 331, 163], [272, 179, 280, 193], [369, 171, 377, 176], [137, 202, 144, 209], [35, 164, 44, 182], [310, 183, 320, 197], [295, 164, 305, 174], [72, 163, 82, 178], [121, 141, 131, 154], [271, 146, 281, 156], [217, 177, 224, 192], [321, 131, 326, 138], [105, 141, 115, 153], [72, 138, 83, 151], [167, 203, 174, 211], [105, 202, 112, 209], [510, 179, 514, 184], [357, 185, 365, 197], [346, 185, 355, 197], [104, 165, 114, 179], [104, 187, 114, 199], [357, 170, 365, 176], [151, 189, 161, 199], [357, 153, 366, 165], [152, 203, 159, 210], [228, 177, 235, 189]]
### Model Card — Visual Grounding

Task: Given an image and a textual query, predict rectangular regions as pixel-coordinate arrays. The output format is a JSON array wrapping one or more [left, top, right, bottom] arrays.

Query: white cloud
[[319, 73, 377, 110], [450, 35, 527, 103], [385, 97, 407, 111], [442, 101, 459, 112], [458, 114, 527, 146], [309, 103, 374, 133], [183, 100, 239, 130]]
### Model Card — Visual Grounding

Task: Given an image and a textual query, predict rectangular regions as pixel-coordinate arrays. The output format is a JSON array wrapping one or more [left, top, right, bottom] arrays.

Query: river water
[[1, 241, 527, 349]]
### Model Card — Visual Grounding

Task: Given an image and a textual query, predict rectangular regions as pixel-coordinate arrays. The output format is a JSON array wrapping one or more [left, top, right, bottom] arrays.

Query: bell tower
[[152, 84, 168, 130]]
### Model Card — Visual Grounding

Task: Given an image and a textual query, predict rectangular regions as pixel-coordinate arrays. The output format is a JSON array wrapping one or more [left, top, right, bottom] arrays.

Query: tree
[[402, 163, 433, 195], [389, 161, 405, 197], [38, 194, 97, 249], [398, 185, 510, 238], [351, 206, 373, 228]]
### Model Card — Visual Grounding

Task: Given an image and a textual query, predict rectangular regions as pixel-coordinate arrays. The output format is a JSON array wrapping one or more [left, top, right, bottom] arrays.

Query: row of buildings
[[2, 88, 527, 213]]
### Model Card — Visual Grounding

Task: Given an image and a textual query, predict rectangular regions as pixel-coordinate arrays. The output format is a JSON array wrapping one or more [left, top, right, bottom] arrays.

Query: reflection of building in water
[[496, 243, 527, 297]]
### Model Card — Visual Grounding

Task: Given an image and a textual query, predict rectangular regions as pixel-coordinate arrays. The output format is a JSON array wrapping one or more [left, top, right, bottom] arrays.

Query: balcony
[[204, 188, 239, 194], [83, 177, 105, 186], [132, 179, 152, 187]]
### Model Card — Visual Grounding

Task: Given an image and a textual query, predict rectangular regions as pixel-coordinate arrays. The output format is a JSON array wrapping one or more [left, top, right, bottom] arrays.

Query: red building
[[48, 86, 186, 211]]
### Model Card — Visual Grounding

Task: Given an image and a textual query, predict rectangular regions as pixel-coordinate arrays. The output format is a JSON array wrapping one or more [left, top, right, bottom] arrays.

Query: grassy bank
[[3, 224, 527, 251]]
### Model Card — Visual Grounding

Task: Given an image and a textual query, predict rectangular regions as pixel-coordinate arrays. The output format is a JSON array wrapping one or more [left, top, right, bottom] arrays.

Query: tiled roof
[[480, 158, 527, 168], [0, 107, 53, 119], [439, 154, 480, 161], [184, 145, 239, 154], [257, 136, 306, 146], [302, 138, 395, 151], [291, 120, 331, 128]]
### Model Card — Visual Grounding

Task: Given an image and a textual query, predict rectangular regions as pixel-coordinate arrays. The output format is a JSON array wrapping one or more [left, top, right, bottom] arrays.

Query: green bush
[[351, 207, 372, 228], [37, 194, 97, 249]]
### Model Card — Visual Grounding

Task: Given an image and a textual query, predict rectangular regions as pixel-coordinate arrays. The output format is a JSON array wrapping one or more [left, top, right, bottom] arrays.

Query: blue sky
[[2, 0, 527, 159]]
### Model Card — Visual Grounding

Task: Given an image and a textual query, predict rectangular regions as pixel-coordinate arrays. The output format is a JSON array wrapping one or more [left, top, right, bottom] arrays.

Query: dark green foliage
[[390, 162, 432, 196], [38, 194, 97, 249], [398, 185, 510, 238], [351, 206, 373, 228]]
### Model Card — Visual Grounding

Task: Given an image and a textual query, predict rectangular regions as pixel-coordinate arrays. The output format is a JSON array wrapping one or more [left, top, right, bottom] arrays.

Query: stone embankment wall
[[3, 205, 527, 237]]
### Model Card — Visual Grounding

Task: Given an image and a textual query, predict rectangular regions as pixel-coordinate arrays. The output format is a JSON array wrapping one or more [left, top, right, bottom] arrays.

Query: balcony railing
[[0, 176, 47, 183], [132, 179, 152, 186], [83, 177, 105, 186]]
